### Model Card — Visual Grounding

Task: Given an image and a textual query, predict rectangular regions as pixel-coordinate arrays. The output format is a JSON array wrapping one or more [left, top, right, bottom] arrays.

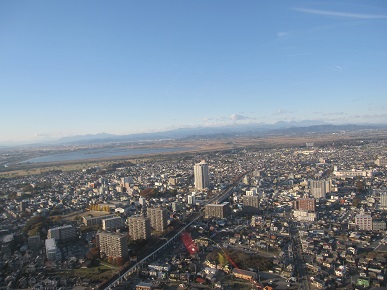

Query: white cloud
[[367, 104, 387, 111], [352, 113, 387, 120], [326, 65, 344, 72], [293, 8, 387, 19], [277, 31, 289, 38], [321, 112, 345, 117], [274, 109, 290, 115], [230, 114, 250, 121]]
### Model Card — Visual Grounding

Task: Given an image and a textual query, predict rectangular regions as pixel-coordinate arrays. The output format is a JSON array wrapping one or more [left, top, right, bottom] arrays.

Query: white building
[[355, 213, 373, 231], [246, 188, 257, 196], [375, 157, 387, 167], [333, 167, 371, 178], [187, 193, 196, 205], [308, 179, 331, 199], [380, 192, 387, 209], [47, 225, 77, 242], [102, 216, 125, 231], [194, 160, 209, 190], [45, 238, 61, 261], [293, 210, 317, 222], [139, 197, 146, 206]]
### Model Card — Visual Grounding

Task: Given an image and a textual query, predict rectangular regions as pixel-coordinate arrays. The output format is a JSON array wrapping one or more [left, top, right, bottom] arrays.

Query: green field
[[52, 264, 119, 282]]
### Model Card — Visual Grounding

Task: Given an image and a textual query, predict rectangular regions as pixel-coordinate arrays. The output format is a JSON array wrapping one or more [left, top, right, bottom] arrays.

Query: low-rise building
[[232, 268, 257, 281], [83, 214, 116, 226]]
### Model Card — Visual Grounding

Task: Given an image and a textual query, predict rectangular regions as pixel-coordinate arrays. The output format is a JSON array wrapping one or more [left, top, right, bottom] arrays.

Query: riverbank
[[2, 131, 385, 178]]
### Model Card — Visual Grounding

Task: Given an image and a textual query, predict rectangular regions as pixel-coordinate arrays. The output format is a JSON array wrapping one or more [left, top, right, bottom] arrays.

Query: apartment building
[[47, 225, 77, 242], [128, 216, 151, 241], [204, 202, 231, 219], [147, 208, 167, 232], [97, 231, 128, 260], [102, 216, 125, 231]]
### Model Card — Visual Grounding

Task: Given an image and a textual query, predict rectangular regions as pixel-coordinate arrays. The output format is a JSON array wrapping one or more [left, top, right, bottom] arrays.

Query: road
[[289, 221, 310, 290]]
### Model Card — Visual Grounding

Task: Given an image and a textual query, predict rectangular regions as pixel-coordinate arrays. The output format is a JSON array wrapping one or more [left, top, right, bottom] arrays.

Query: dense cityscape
[[2, 0, 386, 289], [0, 137, 387, 290]]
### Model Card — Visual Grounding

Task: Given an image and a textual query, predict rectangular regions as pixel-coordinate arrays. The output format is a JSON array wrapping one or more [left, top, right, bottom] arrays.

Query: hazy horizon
[[1, 120, 386, 147], [1, 1, 386, 144]]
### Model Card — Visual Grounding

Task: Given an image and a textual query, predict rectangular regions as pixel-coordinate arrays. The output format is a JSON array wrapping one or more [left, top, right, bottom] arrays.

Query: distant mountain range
[[53, 121, 387, 145]]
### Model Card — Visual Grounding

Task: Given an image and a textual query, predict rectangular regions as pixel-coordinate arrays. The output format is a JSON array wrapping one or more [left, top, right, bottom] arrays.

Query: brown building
[[293, 198, 316, 212], [232, 268, 257, 281], [204, 202, 231, 219], [136, 282, 154, 290]]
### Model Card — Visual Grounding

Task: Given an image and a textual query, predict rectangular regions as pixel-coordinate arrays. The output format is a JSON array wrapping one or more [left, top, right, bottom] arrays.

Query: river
[[22, 147, 194, 163]]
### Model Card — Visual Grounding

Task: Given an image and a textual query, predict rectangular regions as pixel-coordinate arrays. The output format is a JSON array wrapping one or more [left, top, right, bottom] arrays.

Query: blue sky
[[1, 1, 386, 144]]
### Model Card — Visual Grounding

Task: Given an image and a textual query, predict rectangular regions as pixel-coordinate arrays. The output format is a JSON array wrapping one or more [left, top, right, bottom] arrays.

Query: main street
[[289, 221, 310, 290]]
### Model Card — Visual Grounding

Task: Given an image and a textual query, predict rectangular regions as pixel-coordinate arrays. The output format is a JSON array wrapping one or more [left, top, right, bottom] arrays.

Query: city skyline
[[1, 1, 386, 144]]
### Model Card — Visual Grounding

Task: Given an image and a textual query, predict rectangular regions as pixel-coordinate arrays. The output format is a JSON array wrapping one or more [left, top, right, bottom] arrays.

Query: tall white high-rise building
[[380, 192, 387, 209], [308, 179, 331, 199], [194, 160, 209, 190], [187, 193, 196, 205], [45, 239, 61, 261]]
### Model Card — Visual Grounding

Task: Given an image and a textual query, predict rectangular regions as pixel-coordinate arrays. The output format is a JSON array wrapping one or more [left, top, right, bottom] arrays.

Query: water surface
[[23, 147, 194, 163]]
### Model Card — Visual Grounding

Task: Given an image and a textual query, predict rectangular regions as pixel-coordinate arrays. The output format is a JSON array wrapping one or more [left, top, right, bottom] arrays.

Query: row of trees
[[88, 204, 111, 212]]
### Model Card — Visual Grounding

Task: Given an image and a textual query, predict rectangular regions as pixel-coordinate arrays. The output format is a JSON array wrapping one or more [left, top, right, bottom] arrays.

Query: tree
[[51, 216, 62, 223], [86, 247, 100, 260], [139, 188, 159, 198], [218, 252, 228, 266], [355, 179, 364, 193], [23, 216, 52, 238], [352, 197, 361, 207], [22, 184, 34, 192], [115, 257, 125, 266]]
